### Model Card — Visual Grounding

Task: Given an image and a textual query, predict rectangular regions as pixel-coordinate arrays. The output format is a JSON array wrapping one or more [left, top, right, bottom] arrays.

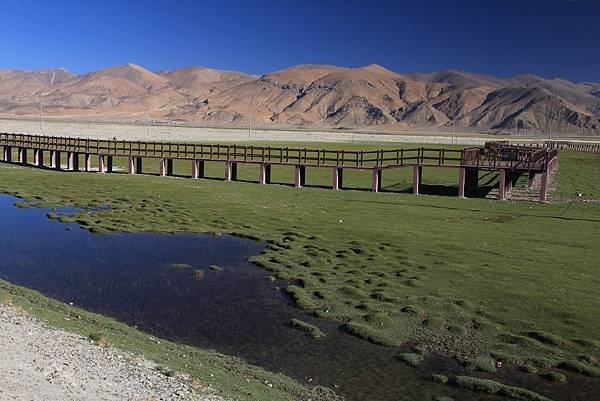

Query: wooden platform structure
[[0, 133, 558, 202]]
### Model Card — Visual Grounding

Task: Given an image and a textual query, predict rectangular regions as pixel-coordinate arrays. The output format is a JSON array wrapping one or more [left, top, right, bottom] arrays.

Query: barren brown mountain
[[1, 63, 599, 134]]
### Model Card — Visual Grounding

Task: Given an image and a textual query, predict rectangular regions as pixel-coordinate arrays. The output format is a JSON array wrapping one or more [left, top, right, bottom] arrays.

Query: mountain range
[[1, 63, 599, 134]]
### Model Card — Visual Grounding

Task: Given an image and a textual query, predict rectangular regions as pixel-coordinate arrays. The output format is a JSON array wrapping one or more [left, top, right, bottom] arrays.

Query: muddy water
[[0, 195, 593, 401]]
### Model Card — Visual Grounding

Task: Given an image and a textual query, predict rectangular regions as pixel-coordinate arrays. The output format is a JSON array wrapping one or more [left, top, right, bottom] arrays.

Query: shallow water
[[0, 195, 593, 401]]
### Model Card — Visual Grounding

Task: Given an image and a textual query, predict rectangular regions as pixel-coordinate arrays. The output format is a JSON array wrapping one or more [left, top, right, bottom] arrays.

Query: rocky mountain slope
[[1, 63, 599, 134]]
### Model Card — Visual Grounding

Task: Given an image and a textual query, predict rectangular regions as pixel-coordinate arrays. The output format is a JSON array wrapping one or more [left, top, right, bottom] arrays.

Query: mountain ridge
[[1, 63, 598, 134]]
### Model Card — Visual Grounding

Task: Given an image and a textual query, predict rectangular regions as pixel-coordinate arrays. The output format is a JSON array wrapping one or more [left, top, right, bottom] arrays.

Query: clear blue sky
[[1, 0, 599, 82]]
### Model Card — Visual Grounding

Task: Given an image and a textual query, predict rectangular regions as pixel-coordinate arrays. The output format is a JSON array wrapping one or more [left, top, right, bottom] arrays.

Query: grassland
[[0, 145, 599, 392]]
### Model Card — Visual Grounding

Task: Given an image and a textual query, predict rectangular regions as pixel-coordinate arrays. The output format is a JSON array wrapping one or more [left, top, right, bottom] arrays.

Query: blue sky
[[1, 0, 599, 82]]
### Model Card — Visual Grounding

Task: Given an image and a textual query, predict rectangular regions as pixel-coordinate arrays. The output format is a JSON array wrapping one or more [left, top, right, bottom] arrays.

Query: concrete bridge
[[0, 133, 558, 202]]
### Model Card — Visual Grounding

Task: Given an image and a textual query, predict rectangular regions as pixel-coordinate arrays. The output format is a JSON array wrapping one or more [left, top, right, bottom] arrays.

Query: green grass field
[[1, 145, 599, 397]]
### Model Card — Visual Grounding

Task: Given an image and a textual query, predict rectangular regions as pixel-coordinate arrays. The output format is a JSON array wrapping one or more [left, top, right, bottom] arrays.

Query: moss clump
[[209, 265, 224, 272], [467, 356, 497, 373], [343, 321, 403, 347], [541, 371, 566, 384], [452, 376, 552, 401], [285, 285, 317, 309], [166, 263, 192, 270], [289, 319, 325, 339], [430, 374, 448, 384], [399, 352, 424, 367], [557, 360, 600, 377], [519, 365, 538, 374], [46, 211, 59, 219], [525, 331, 563, 346]]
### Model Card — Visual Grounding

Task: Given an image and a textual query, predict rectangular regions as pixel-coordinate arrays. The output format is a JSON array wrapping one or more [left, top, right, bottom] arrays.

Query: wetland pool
[[0, 195, 589, 401]]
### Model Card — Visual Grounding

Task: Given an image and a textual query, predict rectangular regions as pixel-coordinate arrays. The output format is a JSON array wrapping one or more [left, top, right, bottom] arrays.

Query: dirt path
[[0, 303, 223, 401]]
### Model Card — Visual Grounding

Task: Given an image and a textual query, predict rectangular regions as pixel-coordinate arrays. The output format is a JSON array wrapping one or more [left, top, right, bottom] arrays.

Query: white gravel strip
[[0, 303, 224, 401]]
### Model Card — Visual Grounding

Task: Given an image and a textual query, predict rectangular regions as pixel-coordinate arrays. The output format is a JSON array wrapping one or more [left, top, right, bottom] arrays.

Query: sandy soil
[[0, 303, 222, 401], [0, 118, 539, 146]]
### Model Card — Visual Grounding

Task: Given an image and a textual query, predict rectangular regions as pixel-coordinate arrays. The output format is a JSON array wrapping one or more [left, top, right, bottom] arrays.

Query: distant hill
[[0, 63, 599, 134]]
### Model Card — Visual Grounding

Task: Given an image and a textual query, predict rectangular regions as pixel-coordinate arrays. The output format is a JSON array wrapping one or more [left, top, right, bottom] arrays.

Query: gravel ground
[[0, 303, 224, 401]]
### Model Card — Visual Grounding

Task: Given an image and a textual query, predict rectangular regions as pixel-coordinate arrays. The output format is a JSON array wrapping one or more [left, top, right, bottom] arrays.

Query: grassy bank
[[0, 147, 599, 385]]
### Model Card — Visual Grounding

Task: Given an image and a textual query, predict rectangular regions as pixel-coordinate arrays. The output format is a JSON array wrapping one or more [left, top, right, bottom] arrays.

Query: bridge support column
[[332, 167, 342, 190], [159, 158, 166, 176], [413, 166, 422, 195], [50, 150, 56, 168], [98, 155, 106, 173], [53, 151, 61, 170], [68, 152, 79, 171], [2, 146, 11, 162], [192, 160, 199, 179], [85, 154, 92, 172], [498, 170, 507, 200], [166, 159, 173, 176], [465, 167, 478, 197], [259, 164, 272, 185], [106, 156, 113, 173], [128, 157, 135, 174], [136, 157, 143, 174], [458, 167, 466, 198], [18, 148, 28, 164], [295, 165, 305, 188], [507, 171, 514, 195], [539, 170, 549, 203], [371, 169, 382, 192], [33, 149, 40, 166], [224, 161, 232, 181], [259, 163, 266, 185], [528, 171, 536, 188], [36, 149, 44, 167]]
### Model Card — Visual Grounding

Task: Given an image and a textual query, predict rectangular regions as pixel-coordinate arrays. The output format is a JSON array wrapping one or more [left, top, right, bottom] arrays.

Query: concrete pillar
[[371, 169, 380, 192], [85, 154, 92, 172], [166, 159, 174, 176], [259, 163, 267, 185], [332, 167, 340, 190], [34, 149, 40, 166], [37, 149, 44, 167], [19, 148, 28, 164], [50, 150, 56, 168], [539, 170, 549, 203], [295, 165, 305, 188], [198, 160, 205, 178], [128, 157, 135, 174], [98, 155, 105, 173], [498, 170, 506, 200], [54, 151, 61, 170], [135, 157, 143, 174], [224, 161, 232, 181], [507, 171, 513, 194], [2, 146, 11, 162], [159, 158, 166, 176], [458, 167, 466, 198], [412, 166, 422, 195], [231, 162, 238, 181], [465, 167, 478, 197], [192, 160, 199, 179], [106, 156, 113, 173], [68, 152, 79, 171]]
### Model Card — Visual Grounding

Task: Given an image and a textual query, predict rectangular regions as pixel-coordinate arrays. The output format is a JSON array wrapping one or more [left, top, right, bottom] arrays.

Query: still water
[[0, 195, 586, 401]]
